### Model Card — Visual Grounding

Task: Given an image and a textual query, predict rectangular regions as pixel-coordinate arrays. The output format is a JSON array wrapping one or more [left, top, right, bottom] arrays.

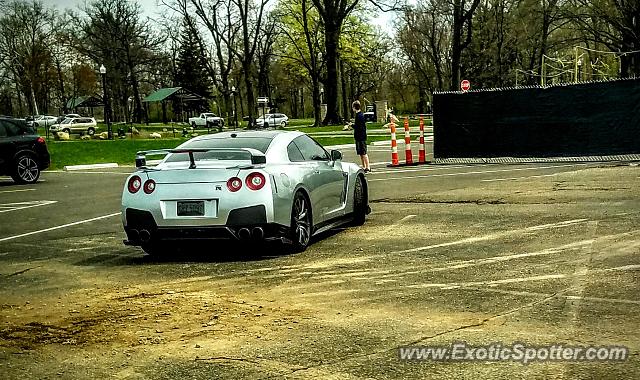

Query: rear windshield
[[165, 136, 273, 163]]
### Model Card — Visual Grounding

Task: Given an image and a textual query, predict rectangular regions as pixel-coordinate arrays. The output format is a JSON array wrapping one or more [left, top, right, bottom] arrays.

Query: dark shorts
[[355, 140, 367, 155]]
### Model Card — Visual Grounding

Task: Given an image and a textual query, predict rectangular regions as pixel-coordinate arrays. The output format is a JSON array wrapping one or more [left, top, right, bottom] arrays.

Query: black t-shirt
[[353, 111, 367, 141]]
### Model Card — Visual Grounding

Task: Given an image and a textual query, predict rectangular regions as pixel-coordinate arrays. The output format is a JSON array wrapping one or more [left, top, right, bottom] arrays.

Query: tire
[[288, 191, 313, 252], [87, 127, 95, 136], [280, 121, 286, 128], [191, 122, 197, 129], [11, 152, 40, 184], [62, 128, 70, 134], [352, 175, 367, 226]]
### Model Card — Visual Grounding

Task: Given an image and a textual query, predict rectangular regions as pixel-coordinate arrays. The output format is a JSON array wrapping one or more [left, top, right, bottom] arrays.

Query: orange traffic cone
[[404, 117, 413, 165], [390, 120, 399, 166], [418, 116, 426, 163]]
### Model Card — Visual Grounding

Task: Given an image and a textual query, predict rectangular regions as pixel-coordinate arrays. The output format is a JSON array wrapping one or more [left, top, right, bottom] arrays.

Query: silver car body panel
[[121, 131, 366, 241]]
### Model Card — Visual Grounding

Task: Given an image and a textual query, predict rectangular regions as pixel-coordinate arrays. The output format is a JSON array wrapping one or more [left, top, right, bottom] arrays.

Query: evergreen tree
[[174, 18, 212, 112]]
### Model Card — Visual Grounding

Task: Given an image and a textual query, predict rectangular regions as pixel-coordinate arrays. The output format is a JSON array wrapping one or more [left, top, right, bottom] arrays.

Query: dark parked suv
[[0, 116, 50, 184]]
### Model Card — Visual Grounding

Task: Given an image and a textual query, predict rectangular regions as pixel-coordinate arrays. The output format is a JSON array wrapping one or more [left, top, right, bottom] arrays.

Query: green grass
[[47, 138, 186, 170], [43, 117, 407, 169], [313, 135, 389, 147], [286, 118, 315, 127], [45, 134, 392, 170]]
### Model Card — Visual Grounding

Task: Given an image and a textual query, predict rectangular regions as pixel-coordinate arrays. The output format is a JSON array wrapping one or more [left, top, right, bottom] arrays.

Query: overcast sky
[[44, 0, 392, 34], [45, 0, 161, 17]]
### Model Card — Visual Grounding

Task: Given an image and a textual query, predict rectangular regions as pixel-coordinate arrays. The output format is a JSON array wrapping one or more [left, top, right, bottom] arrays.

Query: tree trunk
[[242, 60, 255, 125], [450, 0, 463, 90], [340, 57, 349, 121], [323, 22, 341, 124], [14, 74, 24, 116], [311, 80, 321, 127], [131, 74, 143, 124], [300, 88, 305, 118]]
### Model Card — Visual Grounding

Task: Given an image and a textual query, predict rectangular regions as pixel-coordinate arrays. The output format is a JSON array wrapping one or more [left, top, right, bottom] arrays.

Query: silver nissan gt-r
[[121, 130, 370, 255]]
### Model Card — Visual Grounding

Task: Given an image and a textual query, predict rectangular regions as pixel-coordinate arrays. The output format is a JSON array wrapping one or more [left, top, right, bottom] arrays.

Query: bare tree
[[71, 0, 164, 123]]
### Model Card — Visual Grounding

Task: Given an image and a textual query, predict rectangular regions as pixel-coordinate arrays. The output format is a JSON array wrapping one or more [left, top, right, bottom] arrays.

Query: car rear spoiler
[[135, 148, 266, 169]]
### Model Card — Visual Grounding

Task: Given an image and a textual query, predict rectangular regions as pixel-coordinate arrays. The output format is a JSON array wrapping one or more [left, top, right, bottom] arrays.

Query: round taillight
[[128, 175, 142, 193], [143, 179, 156, 194], [245, 172, 266, 191], [227, 177, 242, 192]]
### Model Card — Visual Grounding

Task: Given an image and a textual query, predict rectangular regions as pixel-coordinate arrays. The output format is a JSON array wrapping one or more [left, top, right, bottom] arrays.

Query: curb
[[64, 163, 119, 171]]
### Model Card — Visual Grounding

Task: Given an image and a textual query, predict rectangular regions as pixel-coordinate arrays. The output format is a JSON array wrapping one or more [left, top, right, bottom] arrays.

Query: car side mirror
[[330, 150, 342, 161]]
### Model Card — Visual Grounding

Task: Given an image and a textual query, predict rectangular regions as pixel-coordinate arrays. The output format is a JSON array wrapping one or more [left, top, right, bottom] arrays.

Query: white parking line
[[467, 287, 640, 306], [0, 200, 57, 213], [369, 164, 473, 175], [47, 170, 130, 175], [481, 174, 559, 182], [0, 212, 121, 242], [369, 164, 587, 182], [393, 219, 588, 254], [405, 264, 640, 290], [383, 215, 417, 234], [0, 189, 36, 194]]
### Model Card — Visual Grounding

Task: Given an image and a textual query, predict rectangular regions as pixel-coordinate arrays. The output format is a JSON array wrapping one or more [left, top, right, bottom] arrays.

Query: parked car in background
[[188, 113, 224, 129], [0, 116, 50, 184], [30, 115, 58, 128], [50, 117, 98, 136], [55, 114, 81, 124], [256, 113, 289, 128]]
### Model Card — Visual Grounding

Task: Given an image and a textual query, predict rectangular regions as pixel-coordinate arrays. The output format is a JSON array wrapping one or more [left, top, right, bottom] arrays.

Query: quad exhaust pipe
[[139, 229, 151, 243], [238, 228, 251, 240], [237, 227, 265, 241], [252, 227, 264, 240]]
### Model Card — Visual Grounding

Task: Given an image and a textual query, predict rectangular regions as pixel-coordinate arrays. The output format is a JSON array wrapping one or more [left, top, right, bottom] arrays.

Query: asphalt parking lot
[[1, 146, 639, 379]]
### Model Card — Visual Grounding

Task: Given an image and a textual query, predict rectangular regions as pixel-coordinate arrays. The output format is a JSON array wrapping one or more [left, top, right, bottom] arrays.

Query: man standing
[[352, 100, 370, 173]]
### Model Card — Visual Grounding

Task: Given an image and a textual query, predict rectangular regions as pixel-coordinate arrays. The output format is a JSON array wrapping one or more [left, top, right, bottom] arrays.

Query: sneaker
[[364, 168, 371, 173]]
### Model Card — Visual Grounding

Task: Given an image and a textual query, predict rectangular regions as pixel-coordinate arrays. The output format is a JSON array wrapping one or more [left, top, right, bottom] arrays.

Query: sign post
[[460, 79, 471, 92]]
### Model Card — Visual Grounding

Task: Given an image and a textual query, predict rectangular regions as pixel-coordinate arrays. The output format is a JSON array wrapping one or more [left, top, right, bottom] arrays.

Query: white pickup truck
[[188, 113, 225, 129]]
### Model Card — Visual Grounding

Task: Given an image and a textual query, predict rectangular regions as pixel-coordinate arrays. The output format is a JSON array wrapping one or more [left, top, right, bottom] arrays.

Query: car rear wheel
[[62, 128, 70, 134], [352, 175, 367, 226], [280, 121, 286, 128], [12, 152, 40, 184], [288, 191, 312, 252], [87, 127, 95, 136]]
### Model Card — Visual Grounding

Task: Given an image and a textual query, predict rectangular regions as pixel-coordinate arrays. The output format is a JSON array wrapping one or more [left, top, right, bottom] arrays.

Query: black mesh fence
[[432, 79, 640, 158]]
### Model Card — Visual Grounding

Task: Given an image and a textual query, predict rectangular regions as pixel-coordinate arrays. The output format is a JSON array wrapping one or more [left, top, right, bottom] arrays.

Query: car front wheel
[[87, 127, 95, 136], [289, 191, 312, 252], [12, 152, 40, 184]]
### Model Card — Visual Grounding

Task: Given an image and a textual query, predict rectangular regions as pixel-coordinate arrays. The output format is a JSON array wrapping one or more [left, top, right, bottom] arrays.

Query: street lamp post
[[99, 64, 112, 139], [577, 59, 583, 81], [231, 86, 238, 130]]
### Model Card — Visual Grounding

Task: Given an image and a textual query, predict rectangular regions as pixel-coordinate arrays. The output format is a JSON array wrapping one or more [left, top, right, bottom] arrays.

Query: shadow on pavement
[[73, 227, 350, 267], [73, 241, 295, 267]]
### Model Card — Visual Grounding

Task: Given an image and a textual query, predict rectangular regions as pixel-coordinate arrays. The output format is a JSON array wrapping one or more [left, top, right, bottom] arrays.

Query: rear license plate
[[177, 201, 205, 216]]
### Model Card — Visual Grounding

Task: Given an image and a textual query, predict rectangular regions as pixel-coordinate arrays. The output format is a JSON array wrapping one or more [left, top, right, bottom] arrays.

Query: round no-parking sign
[[461, 79, 471, 92]]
